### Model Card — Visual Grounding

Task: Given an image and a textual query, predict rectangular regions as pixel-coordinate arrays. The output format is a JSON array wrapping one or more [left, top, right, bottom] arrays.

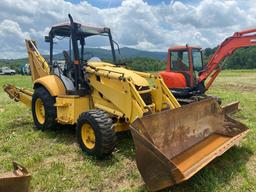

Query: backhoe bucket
[[0, 161, 31, 192], [130, 98, 249, 191]]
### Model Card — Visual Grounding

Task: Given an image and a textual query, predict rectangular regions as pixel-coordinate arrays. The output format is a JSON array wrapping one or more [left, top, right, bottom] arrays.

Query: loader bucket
[[130, 98, 249, 191], [0, 161, 31, 192]]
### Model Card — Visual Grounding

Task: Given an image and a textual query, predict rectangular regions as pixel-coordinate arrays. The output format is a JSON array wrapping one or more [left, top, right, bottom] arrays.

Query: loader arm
[[199, 29, 256, 90], [86, 62, 180, 123]]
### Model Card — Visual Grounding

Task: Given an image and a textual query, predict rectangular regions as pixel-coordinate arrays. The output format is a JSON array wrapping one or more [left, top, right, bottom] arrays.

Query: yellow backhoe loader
[[3, 15, 249, 191]]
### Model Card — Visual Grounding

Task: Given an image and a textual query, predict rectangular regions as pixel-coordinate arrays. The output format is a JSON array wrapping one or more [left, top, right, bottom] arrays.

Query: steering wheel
[[83, 52, 94, 61]]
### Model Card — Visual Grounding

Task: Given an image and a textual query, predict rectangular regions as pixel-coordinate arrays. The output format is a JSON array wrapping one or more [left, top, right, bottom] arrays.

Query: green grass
[[0, 71, 255, 191]]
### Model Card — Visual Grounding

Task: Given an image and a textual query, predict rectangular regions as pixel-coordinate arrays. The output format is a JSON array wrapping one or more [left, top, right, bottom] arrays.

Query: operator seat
[[52, 51, 76, 93]]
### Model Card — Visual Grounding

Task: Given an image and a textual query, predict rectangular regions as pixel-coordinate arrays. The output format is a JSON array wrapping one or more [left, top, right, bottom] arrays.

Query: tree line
[[204, 47, 256, 69], [124, 46, 256, 72], [121, 57, 167, 72], [0, 46, 256, 73]]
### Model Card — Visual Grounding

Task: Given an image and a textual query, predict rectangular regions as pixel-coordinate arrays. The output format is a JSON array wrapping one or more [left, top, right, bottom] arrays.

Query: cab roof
[[49, 22, 110, 38], [168, 45, 202, 51]]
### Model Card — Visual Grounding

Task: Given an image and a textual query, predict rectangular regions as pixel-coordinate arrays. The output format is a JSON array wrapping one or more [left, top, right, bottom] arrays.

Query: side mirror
[[45, 36, 51, 43]]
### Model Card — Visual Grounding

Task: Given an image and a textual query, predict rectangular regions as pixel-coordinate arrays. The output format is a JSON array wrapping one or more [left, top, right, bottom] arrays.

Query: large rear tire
[[77, 109, 117, 159], [32, 86, 57, 130]]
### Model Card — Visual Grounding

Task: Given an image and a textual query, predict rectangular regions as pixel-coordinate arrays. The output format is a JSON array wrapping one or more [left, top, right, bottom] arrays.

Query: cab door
[[191, 48, 204, 88], [170, 50, 191, 87]]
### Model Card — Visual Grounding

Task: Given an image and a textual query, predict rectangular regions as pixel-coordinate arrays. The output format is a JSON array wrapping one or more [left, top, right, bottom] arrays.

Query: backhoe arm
[[25, 40, 50, 82], [199, 29, 256, 90], [3, 84, 32, 107]]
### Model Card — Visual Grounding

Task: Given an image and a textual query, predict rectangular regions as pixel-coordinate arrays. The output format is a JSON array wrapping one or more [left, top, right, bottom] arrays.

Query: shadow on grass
[[26, 124, 136, 166]]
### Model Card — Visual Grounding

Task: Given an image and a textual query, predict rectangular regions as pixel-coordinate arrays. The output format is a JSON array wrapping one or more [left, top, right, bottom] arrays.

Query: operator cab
[[45, 14, 120, 95], [160, 46, 204, 98]]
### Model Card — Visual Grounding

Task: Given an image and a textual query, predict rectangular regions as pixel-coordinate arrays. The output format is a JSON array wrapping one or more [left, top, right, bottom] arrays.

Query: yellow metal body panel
[[86, 61, 180, 123], [55, 96, 90, 125], [87, 61, 149, 86], [88, 72, 147, 123], [25, 40, 50, 82], [34, 75, 66, 96]]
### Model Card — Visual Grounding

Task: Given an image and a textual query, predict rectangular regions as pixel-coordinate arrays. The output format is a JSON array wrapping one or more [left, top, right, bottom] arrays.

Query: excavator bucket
[[130, 98, 249, 191]]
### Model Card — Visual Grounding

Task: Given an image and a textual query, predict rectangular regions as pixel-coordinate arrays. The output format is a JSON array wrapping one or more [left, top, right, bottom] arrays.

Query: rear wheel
[[32, 86, 57, 130], [77, 109, 117, 159]]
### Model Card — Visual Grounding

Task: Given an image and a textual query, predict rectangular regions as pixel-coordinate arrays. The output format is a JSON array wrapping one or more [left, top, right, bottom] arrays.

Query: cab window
[[170, 50, 189, 71], [192, 49, 203, 72]]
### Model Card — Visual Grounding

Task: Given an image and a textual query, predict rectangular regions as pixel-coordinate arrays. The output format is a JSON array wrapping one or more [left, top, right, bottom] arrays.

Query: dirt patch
[[43, 153, 76, 166], [0, 108, 4, 113], [108, 158, 143, 191], [246, 155, 256, 178], [228, 175, 245, 190], [216, 83, 256, 92]]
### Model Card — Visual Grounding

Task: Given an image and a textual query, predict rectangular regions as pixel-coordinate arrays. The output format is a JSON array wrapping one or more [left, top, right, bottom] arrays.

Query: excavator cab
[[161, 29, 256, 100], [160, 46, 204, 98]]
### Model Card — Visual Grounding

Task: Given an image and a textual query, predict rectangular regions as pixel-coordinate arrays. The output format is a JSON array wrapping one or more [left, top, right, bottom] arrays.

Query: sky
[[0, 0, 255, 59]]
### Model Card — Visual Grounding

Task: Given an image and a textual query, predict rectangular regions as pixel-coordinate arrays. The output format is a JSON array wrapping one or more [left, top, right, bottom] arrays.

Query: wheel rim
[[35, 98, 45, 124], [81, 123, 96, 150]]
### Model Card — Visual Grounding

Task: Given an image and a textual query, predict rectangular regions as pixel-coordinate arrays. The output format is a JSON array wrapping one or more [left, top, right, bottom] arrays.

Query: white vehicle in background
[[0, 67, 16, 75], [21, 64, 31, 75]]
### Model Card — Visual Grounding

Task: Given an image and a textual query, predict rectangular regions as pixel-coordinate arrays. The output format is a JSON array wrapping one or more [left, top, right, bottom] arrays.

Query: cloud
[[0, 0, 255, 58], [0, 20, 29, 58]]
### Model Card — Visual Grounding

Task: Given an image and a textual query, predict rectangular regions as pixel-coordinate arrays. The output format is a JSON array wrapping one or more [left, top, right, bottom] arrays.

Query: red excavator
[[160, 29, 256, 103]]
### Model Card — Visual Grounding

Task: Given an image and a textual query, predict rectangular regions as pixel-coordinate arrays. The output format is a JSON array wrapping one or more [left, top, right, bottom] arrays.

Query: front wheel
[[76, 109, 117, 159]]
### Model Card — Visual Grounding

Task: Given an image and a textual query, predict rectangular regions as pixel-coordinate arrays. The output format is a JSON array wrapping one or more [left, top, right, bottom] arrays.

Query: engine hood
[[87, 61, 149, 87]]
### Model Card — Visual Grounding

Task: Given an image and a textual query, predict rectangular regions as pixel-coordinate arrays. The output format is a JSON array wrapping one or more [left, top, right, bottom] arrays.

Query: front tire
[[32, 86, 57, 130], [77, 109, 117, 159]]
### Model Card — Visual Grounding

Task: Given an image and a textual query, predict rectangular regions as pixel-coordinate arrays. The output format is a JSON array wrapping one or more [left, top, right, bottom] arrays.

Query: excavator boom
[[201, 29, 256, 90]]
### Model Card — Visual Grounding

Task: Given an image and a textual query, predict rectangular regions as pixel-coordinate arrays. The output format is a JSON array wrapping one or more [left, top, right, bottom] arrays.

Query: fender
[[34, 75, 66, 96]]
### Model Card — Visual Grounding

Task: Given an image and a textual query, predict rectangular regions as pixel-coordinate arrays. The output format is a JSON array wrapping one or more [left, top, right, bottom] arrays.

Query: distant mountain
[[53, 47, 167, 61], [0, 47, 167, 72], [119, 47, 167, 60]]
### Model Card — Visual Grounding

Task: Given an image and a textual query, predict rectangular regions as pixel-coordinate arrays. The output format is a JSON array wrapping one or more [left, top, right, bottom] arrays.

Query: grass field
[[0, 70, 255, 192]]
